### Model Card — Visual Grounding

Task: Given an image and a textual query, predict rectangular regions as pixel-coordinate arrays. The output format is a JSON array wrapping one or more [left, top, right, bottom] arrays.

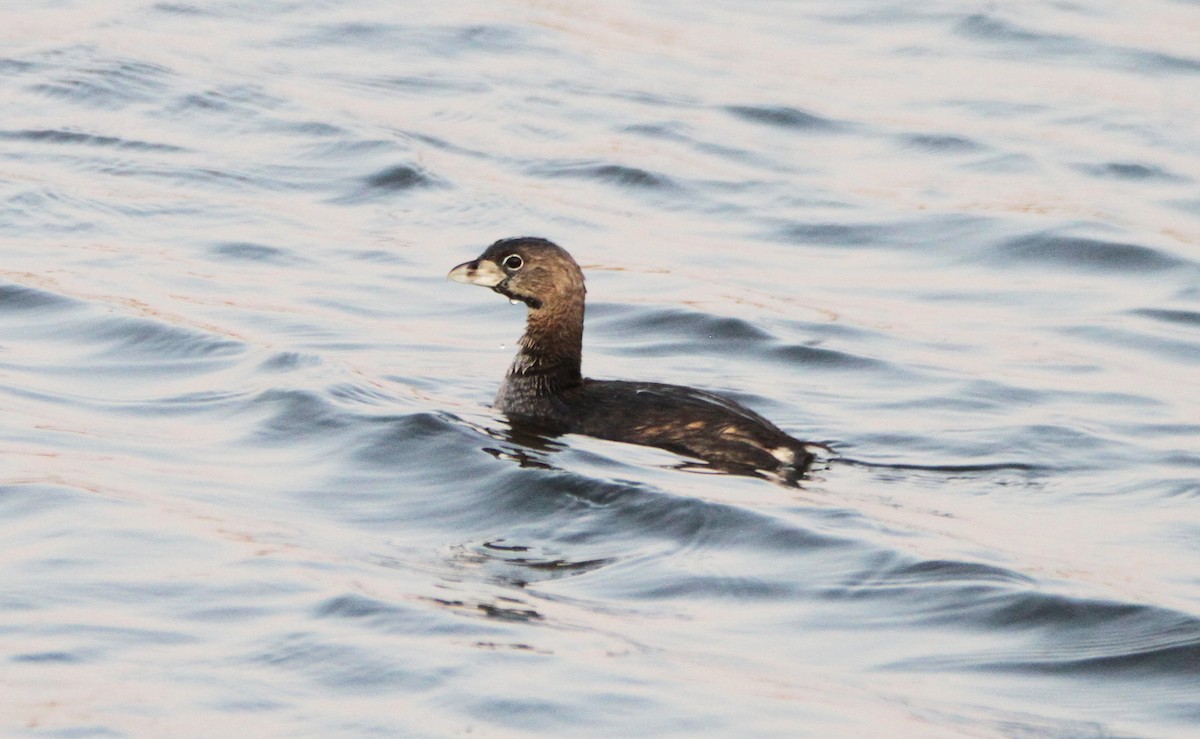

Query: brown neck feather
[[507, 293, 584, 390]]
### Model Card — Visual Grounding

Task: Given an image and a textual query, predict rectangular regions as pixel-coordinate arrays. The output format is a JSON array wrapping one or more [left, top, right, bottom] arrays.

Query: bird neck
[[506, 296, 584, 391]]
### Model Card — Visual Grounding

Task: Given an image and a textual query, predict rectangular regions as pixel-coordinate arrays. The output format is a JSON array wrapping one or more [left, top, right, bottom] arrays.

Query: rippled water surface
[[3, 1, 1199, 736]]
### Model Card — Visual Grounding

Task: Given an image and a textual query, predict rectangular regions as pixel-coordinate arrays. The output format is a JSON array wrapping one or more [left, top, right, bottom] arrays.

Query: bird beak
[[448, 258, 506, 287]]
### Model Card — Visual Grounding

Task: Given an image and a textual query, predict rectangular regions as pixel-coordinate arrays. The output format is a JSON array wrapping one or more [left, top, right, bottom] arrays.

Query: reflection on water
[[2, 0, 1199, 736]]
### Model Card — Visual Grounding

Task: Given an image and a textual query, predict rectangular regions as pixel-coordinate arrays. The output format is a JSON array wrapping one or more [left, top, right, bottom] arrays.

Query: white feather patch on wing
[[770, 446, 797, 465]]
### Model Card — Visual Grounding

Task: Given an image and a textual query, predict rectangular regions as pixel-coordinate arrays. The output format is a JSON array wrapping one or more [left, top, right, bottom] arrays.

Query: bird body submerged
[[449, 237, 814, 480]]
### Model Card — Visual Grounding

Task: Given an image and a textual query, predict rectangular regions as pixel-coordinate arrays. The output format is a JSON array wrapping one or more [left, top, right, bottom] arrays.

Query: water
[[2, 0, 1199, 736]]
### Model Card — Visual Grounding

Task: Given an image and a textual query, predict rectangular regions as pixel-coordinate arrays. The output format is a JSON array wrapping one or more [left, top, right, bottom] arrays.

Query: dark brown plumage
[[449, 237, 814, 481]]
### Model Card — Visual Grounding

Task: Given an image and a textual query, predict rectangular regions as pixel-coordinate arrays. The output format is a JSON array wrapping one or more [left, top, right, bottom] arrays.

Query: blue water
[[3, 1, 1199, 736]]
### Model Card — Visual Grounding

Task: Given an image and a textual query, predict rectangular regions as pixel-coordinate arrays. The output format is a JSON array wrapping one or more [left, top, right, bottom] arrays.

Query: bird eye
[[502, 254, 523, 271]]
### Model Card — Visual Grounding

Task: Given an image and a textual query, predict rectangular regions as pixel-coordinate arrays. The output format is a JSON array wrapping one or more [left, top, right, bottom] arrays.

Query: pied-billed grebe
[[449, 237, 815, 480]]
